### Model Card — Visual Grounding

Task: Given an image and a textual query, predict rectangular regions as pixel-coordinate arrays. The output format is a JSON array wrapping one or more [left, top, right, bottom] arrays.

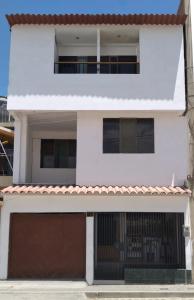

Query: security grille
[[94, 212, 185, 280]]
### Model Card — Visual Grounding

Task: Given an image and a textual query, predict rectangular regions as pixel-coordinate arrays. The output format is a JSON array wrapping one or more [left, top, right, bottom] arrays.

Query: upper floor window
[[55, 55, 138, 74], [103, 118, 154, 153], [58, 56, 97, 74], [100, 56, 138, 74], [41, 139, 76, 168], [54, 28, 140, 74]]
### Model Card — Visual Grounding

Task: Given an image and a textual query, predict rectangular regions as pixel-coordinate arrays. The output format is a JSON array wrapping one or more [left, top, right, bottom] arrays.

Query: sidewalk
[[0, 281, 194, 299]]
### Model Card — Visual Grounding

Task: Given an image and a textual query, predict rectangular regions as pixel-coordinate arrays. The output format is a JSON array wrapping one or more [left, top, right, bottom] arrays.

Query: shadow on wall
[[8, 30, 183, 102]]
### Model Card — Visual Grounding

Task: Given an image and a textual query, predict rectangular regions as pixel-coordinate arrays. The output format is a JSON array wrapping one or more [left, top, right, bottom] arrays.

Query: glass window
[[100, 56, 138, 74], [103, 118, 154, 153], [41, 139, 76, 168], [58, 56, 97, 74], [103, 119, 120, 153]]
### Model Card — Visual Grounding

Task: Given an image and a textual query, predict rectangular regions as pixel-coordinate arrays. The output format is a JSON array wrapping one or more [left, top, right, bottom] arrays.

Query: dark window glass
[[87, 56, 97, 74], [103, 119, 120, 153], [100, 56, 138, 74], [58, 56, 97, 74], [41, 139, 76, 168], [137, 119, 154, 153], [58, 56, 77, 74], [41, 140, 55, 168], [103, 118, 154, 153]]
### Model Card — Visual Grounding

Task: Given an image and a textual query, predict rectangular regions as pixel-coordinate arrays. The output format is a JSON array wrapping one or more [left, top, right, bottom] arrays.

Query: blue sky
[[0, 0, 180, 96]]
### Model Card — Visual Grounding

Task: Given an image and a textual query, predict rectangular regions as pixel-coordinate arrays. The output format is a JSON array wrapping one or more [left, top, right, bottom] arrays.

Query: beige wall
[[0, 177, 12, 187]]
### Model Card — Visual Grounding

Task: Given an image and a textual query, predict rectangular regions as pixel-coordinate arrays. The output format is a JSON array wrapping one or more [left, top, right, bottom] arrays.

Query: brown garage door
[[8, 213, 86, 279]]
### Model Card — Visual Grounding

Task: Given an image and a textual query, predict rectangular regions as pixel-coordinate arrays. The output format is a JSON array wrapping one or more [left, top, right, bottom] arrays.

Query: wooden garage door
[[8, 213, 86, 279]]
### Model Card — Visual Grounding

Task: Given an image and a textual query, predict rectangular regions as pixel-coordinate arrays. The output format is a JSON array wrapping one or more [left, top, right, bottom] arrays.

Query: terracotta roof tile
[[6, 14, 187, 27], [0, 185, 191, 196]]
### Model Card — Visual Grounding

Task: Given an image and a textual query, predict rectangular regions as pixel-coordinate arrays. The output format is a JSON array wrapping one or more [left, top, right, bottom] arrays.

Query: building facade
[[0, 13, 192, 284]]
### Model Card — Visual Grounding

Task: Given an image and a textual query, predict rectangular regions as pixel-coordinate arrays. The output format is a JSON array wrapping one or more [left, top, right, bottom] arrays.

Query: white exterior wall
[[0, 195, 191, 280], [76, 112, 188, 186], [8, 25, 185, 112], [58, 44, 137, 56]]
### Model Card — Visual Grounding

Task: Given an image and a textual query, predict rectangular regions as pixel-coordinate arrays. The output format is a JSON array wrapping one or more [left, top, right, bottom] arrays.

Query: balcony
[[26, 112, 77, 184], [55, 57, 139, 74], [54, 27, 140, 75], [7, 24, 185, 113]]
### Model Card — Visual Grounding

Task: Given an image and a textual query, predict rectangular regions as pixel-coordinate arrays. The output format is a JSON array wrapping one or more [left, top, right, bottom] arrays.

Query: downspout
[[183, 22, 189, 116]]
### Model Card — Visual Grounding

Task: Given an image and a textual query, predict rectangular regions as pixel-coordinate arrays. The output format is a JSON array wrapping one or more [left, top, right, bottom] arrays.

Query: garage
[[8, 213, 86, 279]]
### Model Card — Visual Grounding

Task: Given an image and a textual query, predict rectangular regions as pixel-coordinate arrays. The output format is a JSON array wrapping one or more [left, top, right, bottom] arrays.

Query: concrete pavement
[[0, 281, 194, 299]]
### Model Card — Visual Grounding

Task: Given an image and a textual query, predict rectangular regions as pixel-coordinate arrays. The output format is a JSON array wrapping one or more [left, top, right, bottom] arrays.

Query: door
[[8, 213, 86, 279]]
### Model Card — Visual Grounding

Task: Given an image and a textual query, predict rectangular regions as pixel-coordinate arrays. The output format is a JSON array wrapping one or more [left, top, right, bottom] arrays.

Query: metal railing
[[54, 61, 140, 74]]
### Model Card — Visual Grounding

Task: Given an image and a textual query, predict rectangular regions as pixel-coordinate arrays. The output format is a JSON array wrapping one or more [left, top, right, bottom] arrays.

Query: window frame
[[103, 118, 155, 154], [40, 139, 76, 169]]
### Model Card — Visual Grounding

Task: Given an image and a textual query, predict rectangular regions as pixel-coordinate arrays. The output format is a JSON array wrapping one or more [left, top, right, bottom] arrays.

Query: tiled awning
[[1, 185, 191, 196], [6, 14, 187, 27]]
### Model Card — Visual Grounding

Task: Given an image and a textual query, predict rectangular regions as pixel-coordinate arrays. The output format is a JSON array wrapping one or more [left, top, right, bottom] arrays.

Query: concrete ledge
[[86, 291, 194, 298], [0, 282, 193, 298]]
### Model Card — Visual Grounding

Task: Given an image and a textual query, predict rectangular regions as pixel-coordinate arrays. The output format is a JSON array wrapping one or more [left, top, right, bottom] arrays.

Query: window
[[58, 56, 97, 74], [100, 56, 138, 74], [103, 118, 154, 153], [41, 139, 76, 168], [56, 55, 138, 74]]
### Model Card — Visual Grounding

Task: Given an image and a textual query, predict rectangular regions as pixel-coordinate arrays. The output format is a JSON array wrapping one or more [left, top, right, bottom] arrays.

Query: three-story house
[[0, 13, 191, 284]]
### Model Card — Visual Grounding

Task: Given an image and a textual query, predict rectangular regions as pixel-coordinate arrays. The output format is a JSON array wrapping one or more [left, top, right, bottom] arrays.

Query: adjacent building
[[0, 13, 191, 284], [0, 97, 14, 187], [178, 0, 194, 283]]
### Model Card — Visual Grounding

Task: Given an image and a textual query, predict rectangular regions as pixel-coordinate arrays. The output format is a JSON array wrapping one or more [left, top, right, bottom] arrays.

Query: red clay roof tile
[[6, 14, 187, 27], [0, 185, 191, 196]]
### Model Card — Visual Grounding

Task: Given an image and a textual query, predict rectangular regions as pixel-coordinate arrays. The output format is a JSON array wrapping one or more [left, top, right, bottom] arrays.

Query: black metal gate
[[94, 213, 185, 281]]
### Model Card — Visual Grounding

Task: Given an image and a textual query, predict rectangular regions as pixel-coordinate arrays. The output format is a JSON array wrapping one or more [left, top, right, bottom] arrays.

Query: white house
[[0, 13, 192, 284], [178, 0, 194, 282]]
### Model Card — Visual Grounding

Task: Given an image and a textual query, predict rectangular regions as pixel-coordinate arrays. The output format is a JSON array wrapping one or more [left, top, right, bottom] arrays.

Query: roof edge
[[1, 185, 191, 196], [6, 13, 187, 27]]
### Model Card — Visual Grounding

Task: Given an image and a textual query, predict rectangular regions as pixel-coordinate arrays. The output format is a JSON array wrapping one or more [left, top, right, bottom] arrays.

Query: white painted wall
[[58, 44, 137, 56], [76, 112, 188, 186], [86, 216, 94, 285], [13, 114, 30, 184], [8, 25, 185, 112], [0, 194, 190, 279], [58, 45, 97, 56], [31, 130, 76, 184]]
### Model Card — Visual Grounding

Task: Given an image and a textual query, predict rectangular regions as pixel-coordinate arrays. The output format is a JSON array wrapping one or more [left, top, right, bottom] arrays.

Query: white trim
[[12, 118, 21, 184], [20, 115, 28, 183], [86, 216, 94, 285]]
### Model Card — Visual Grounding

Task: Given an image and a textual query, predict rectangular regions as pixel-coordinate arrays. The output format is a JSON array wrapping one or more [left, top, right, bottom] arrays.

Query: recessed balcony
[[54, 27, 140, 74]]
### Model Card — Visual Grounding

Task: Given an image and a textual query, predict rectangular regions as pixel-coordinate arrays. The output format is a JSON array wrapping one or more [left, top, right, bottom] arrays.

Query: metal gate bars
[[94, 212, 185, 281]]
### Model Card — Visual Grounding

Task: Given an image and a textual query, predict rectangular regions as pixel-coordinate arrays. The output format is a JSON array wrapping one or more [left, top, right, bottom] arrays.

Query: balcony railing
[[54, 61, 140, 74]]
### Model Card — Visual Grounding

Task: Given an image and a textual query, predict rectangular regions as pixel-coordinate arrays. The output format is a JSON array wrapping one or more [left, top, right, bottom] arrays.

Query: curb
[[86, 291, 194, 298]]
